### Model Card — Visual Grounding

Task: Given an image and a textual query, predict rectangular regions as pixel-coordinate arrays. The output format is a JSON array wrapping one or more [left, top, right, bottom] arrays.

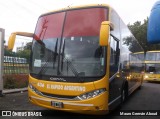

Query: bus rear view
[[29, 6, 108, 114]]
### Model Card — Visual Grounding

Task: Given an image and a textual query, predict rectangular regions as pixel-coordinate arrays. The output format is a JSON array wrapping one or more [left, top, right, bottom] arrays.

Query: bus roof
[[40, 4, 111, 17], [130, 52, 144, 54], [145, 61, 160, 64], [146, 50, 160, 53]]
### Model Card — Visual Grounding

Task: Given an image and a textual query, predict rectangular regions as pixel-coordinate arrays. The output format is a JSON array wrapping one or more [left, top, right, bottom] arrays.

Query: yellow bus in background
[[144, 51, 160, 82], [129, 52, 145, 86], [8, 4, 144, 115]]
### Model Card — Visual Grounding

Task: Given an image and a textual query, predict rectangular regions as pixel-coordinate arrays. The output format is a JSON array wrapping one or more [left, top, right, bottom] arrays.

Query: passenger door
[[108, 35, 122, 109]]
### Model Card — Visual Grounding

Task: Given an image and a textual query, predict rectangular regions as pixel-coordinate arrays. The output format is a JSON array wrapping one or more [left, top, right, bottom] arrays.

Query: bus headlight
[[144, 75, 149, 79], [28, 83, 42, 95], [76, 88, 106, 100]]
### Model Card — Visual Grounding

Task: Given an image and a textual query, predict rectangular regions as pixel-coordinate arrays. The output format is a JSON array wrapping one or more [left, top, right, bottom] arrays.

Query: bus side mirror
[[8, 32, 34, 50], [8, 33, 16, 50], [99, 21, 114, 46]]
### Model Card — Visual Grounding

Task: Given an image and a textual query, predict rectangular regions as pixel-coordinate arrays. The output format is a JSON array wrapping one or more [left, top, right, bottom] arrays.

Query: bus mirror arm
[[99, 21, 114, 46], [8, 32, 34, 51]]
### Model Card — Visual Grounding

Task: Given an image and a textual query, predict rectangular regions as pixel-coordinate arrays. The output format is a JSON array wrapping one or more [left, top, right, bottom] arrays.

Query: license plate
[[51, 101, 63, 108]]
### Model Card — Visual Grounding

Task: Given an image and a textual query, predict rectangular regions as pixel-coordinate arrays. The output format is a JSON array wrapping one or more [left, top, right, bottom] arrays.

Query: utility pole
[[0, 28, 4, 97]]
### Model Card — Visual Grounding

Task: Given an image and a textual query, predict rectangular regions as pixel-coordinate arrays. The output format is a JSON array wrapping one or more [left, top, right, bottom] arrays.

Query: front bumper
[[28, 87, 108, 115]]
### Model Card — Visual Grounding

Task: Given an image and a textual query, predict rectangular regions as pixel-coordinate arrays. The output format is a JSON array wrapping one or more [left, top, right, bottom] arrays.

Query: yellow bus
[[129, 52, 145, 86], [144, 51, 160, 82], [8, 4, 144, 115]]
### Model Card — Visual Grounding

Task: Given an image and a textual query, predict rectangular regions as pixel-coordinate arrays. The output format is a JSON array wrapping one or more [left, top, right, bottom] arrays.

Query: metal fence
[[3, 56, 29, 89], [3, 56, 29, 74]]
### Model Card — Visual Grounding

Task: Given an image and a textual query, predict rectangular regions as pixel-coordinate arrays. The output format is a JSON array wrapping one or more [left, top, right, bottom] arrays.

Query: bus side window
[[110, 35, 120, 77]]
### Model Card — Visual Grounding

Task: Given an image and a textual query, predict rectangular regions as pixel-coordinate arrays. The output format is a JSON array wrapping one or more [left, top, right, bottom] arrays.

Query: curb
[[3, 87, 28, 94]]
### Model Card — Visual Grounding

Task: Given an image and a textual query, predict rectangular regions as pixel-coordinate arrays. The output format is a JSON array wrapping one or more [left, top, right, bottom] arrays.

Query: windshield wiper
[[37, 53, 53, 78], [64, 58, 79, 76], [59, 40, 85, 82], [37, 39, 58, 78], [62, 57, 85, 82]]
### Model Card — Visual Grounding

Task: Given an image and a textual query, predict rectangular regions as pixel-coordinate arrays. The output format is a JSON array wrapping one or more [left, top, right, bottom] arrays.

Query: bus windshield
[[130, 53, 144, 62], [30, 8, 108, 80], [146, 64, 160, 74], [145, 52, 160, 61]]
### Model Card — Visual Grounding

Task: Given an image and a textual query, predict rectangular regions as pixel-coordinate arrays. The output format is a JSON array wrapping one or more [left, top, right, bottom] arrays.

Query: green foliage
[[24, 42, 32, 50], [16, 42, 32, 63], [16, 49, 31, 63], [4, 75, 28, 89], [4, 42, 32, 63], [4, 49, 14, 56], [4, 76, 16, 89], [128, 18, 160, 51]]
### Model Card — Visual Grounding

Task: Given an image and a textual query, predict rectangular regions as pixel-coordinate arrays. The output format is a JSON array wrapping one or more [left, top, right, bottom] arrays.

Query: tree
[[24, 42, 32, 50], [16, 49, 31, 63], [4, 49, 13, 56], [127, 18, 160, 52], [128, 20, 147, 51], [16, 42, 32, 63], [4, 41, 32, 63]]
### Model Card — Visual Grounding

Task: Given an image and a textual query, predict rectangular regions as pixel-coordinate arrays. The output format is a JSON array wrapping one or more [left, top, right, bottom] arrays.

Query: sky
[[0, 0, 158, 51]]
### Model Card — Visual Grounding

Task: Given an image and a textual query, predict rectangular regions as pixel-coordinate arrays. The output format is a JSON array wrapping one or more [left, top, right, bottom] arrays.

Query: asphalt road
[[0, 82, 160, 119]]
